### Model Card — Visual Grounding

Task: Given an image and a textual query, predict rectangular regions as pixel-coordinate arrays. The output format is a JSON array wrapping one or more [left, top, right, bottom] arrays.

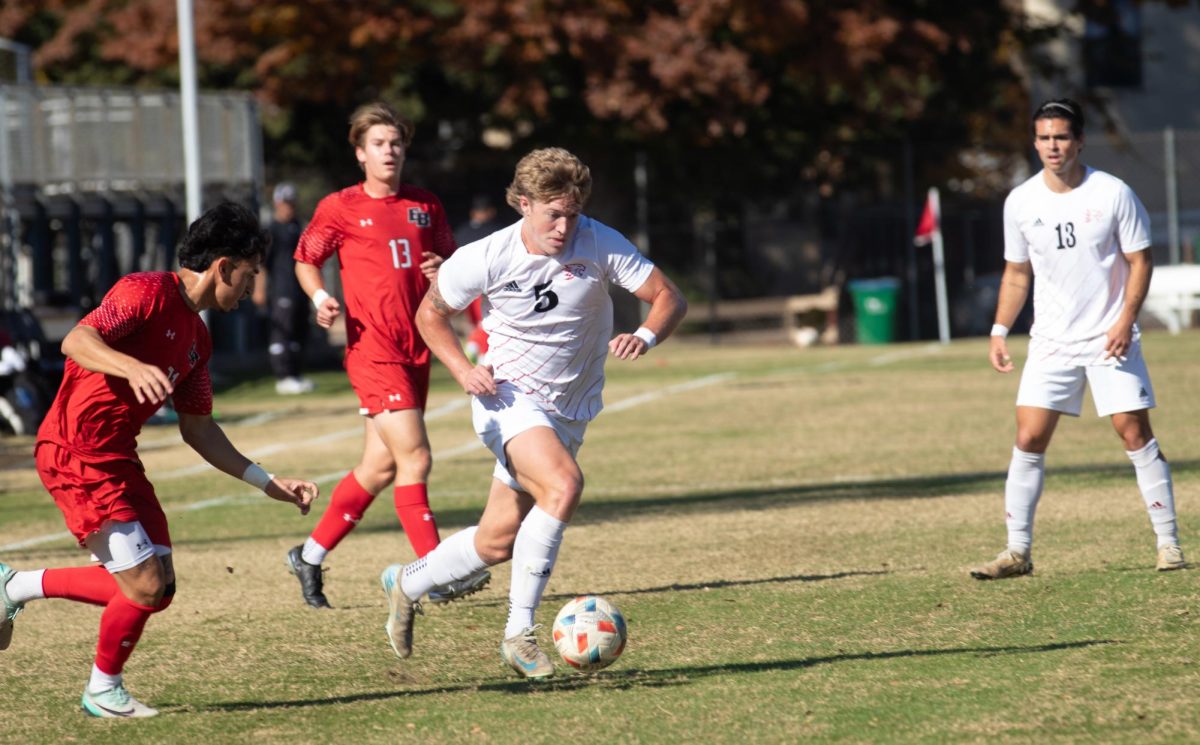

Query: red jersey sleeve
[[295, 194, 345, 267], [78, 276, 158, 341], [172, 365, 213, 415]]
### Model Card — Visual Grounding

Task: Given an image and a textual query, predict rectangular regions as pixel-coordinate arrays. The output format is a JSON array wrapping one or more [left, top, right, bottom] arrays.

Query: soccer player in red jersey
[[284, 101, 490, 608], [0, 203, 319, 718]]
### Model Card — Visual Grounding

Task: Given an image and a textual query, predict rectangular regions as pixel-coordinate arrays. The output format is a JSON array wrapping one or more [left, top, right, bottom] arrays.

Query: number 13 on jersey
[[388, 238, 412, 269]]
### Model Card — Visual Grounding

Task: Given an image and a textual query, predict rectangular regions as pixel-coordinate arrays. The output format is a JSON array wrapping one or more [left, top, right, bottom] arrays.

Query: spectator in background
[[254, 183, 314, 395], [454, 195, 507, 364]]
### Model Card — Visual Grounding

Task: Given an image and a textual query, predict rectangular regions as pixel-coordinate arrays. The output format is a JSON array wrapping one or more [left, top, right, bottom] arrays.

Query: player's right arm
[[295, 262, 340, 328], [417, 281, 496, 396], [61, 325, 173, 404], [990, 260, 1032, 373]]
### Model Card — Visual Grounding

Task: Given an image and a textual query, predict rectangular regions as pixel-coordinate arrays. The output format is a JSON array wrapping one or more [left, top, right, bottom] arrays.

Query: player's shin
[[1127, 439, 1179, 548], [394, 483, 440, 557], [309, 471, 376, 555], [1005, 448, 1045, 554], [505, 507, 566, 639]]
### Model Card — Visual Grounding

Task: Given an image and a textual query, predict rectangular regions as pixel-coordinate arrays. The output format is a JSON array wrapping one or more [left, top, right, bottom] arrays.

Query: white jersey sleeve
[[437, 238, 490, 311], [1113, 181, 1151, 254], [594, 221, 655, 292]]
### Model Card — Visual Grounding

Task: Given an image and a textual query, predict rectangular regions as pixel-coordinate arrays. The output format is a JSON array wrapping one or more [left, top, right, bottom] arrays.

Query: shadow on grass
[[183, 638, 1117, 714], [9, 457, 1200, 558]]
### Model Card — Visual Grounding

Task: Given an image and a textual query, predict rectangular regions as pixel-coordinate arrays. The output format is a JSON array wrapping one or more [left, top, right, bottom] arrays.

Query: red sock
[[95, 593, 156, 675], [310, 471, 377, 553], [42, 565, 119, 607], [394, 483, 439, 557]]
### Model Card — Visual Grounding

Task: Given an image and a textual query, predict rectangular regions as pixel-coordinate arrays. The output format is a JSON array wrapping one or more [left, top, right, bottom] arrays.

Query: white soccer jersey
[[1003, 167, 1151, 366], [437, 215, 655, 421]]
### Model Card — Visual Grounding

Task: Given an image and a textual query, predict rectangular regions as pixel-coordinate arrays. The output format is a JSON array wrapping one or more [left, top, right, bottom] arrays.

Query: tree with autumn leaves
[[2, 1, 1046, 197]]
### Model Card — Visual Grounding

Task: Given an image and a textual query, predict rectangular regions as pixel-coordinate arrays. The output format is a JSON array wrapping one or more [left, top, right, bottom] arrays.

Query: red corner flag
[[913, 187, 940, 246]]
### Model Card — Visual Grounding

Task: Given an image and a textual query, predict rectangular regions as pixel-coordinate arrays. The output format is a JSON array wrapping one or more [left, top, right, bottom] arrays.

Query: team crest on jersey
[[1083, 208, 1104, 223], [359, 218, 374, 227], [187, 342, 200, 367], [563, 263, 587, 279], [407, 208, 430, 227]]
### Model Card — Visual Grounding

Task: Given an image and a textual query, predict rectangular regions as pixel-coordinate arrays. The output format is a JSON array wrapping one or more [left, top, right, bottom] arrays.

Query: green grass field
[[2, 332, 1198, 743]]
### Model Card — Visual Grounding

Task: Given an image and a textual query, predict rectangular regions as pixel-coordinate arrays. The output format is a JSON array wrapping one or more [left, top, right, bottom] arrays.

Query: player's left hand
[[1104, 322, 1134, 361], [266, 478, 319, 515], [609, 333, 649, 361], [419, 251, 444, 280]]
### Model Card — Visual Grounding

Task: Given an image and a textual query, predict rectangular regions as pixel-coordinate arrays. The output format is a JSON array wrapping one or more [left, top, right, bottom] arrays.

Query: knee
[[150, 581, 176, 613], [124, 573, 167, 607], [1014, 432, 1050, 454], [396, 446, 432, 482], [540, 471, 584, 521]]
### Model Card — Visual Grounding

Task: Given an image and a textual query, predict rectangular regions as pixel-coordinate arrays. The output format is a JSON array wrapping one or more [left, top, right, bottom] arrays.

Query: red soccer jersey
[[37, 272, 213, 462], [294, 183, 456, 365]]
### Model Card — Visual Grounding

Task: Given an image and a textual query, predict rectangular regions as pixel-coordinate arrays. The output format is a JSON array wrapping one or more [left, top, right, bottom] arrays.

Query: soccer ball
[[551, 595, 627, 672]]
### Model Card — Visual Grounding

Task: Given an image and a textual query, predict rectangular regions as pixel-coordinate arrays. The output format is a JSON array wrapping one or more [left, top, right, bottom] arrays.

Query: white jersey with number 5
[[1003, 167, 1151, 367], [437, 216, 655, 421]]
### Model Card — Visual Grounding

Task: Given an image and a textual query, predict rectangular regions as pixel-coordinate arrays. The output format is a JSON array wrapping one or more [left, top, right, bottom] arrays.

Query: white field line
[[0, 375, 728, 553]]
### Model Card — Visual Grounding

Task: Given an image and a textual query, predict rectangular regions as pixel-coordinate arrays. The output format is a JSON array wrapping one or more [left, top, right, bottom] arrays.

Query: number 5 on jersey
[[389, 238, 412, 269], [533, 282, 559, 312]]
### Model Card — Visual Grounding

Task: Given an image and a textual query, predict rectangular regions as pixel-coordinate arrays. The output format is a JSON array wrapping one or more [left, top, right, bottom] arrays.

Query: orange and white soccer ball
[[551, 595, 627, 672]]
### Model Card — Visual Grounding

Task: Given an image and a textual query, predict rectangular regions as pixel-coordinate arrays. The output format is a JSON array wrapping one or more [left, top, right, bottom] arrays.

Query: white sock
[[1127, 439, 1179, 548], [301, 537, 328, 566], [401, 527, 487, 599], [505, 507, 566, 639], [1005, 447, 1045, 555], [5, 569, 46, 604], [87, 664, 122, 694]]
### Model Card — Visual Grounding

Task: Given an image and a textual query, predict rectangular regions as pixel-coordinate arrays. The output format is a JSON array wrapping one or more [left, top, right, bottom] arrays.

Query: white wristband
[[633, 327, 657, 349], [312, 289, 331, 311], [990, 324, 1010, 338], [242, 463, 274, 492]]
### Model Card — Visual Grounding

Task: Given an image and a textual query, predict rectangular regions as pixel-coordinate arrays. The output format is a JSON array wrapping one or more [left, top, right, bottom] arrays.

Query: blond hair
[[347, 102, 414, 150], [505, 148, 592, 211]]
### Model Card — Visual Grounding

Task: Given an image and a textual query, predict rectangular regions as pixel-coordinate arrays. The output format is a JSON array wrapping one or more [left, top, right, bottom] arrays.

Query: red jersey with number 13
[[295, 183, 455, 365], [36, 272, 213, 463]]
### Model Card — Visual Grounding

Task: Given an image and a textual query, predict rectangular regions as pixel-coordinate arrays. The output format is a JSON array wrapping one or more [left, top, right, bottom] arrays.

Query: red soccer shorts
[[345, 351, 430, 416], [35, 442, 171, 548]]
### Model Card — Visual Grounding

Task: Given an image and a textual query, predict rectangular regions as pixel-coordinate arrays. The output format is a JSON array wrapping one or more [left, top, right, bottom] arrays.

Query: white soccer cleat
[[81, 684, 159, 718], [500, 625, 555, 680], [970, 549, 1033, 580], [380, 564, 421, 659], [1156, 544, 1187, 571], [0, 561, 24, 651]]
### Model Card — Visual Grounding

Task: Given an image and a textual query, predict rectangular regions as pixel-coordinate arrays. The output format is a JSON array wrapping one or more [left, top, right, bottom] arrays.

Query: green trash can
[[848, 277, 901, 344]]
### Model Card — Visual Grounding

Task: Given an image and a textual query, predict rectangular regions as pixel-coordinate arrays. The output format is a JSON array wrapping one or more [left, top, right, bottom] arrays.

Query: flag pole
[[929, 187, 951, 344]]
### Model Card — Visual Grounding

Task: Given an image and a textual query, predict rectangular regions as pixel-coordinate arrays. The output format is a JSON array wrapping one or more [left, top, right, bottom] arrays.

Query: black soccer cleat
[[286, 545, 332, 609]]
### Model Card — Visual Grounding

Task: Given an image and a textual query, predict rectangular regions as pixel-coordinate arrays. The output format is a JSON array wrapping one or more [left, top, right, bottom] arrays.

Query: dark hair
[[177, 202, 269, 271], [1033, 98, 1084, 138]]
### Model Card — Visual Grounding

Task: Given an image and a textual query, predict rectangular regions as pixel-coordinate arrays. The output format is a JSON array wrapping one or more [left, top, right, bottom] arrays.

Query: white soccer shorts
[[1016, 340, 1156, 417], [471, 381, 587, 491]]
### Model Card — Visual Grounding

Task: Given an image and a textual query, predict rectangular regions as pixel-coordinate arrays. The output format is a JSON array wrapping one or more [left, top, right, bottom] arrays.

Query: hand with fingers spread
[[1104, 320, 1135, 361]]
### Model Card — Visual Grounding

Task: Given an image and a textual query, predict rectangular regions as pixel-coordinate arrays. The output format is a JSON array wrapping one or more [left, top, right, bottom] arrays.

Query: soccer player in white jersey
[[378, 147, 687, 678], [971, 98, 1185, 580]]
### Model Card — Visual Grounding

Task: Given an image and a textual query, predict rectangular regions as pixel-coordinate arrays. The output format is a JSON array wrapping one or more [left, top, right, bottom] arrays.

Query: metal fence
[[1083, 127, 1200, 263], [0, 84, 262, 193]]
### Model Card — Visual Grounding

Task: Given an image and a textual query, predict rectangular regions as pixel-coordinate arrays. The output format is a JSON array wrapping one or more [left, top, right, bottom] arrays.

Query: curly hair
[[177, 202, 269, 271], [505, 148, 592, 212]]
